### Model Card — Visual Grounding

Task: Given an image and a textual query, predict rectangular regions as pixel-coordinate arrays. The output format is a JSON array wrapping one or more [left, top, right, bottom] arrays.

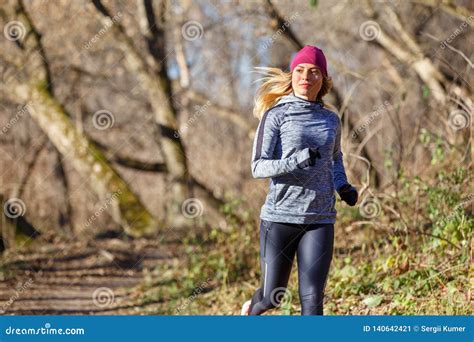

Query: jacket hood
[[275, 92, 323, 109]]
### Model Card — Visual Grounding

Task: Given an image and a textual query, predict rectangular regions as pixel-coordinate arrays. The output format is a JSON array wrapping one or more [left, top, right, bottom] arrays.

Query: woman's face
[[291, 63, 323, 101]]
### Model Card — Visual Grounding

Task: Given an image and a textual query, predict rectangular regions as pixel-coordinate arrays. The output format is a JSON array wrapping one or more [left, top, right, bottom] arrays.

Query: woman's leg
[[296, 224, 334, 315], [248, 220, 302, 315]]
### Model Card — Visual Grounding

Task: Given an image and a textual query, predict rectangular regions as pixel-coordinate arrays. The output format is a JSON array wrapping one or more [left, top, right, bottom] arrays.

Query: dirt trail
[[0, 234, 185, 315]]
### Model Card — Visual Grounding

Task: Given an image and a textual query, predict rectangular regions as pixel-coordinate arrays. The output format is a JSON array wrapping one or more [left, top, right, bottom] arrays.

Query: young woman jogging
[[241, 45, 358, 316]]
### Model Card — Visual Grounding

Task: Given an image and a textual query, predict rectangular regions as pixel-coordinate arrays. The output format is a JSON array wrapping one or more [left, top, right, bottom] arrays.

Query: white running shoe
[[240, 300, 251, 315]]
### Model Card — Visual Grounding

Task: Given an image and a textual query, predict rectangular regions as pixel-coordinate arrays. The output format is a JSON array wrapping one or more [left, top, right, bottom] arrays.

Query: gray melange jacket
[[251, 92, 348, 224]]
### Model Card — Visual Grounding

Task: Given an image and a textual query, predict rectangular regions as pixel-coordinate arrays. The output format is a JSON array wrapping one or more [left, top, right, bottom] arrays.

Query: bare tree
[[2, 0, 161, 239]]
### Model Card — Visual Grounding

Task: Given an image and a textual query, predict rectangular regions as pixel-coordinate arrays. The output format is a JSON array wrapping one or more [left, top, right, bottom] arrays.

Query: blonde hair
[[252, 67, 333, 120]]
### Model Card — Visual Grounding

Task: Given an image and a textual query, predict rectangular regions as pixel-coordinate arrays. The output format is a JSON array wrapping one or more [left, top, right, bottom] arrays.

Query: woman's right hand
[[297, 147, 321, 169], [308, 147, 321, 163]]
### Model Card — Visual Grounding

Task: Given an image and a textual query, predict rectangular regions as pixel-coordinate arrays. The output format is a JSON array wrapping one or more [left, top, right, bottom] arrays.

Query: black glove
[[309, 147, 321, 162], [297, 147, 321, 169], [338, 183, 358, 206]]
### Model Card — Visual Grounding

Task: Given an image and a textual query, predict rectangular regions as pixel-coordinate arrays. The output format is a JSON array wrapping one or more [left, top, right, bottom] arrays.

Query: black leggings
[[249, 220, 334, 315]]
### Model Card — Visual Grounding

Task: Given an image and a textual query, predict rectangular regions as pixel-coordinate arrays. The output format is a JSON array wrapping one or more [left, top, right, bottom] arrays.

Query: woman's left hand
[[337, 183, 358, 206]]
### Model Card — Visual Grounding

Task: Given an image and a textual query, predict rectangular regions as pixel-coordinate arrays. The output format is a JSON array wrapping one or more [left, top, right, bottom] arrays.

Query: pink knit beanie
[[290, 45, 328, 77]]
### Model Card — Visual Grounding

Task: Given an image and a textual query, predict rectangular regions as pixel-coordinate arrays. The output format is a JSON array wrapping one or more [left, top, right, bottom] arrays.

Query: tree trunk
[[92, 0, 190, 226], [12, 81, 162, 237]]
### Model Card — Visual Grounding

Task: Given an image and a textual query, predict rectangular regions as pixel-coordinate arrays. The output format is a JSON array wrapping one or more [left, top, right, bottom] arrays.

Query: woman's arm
[[251, 108, 312, 179]]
